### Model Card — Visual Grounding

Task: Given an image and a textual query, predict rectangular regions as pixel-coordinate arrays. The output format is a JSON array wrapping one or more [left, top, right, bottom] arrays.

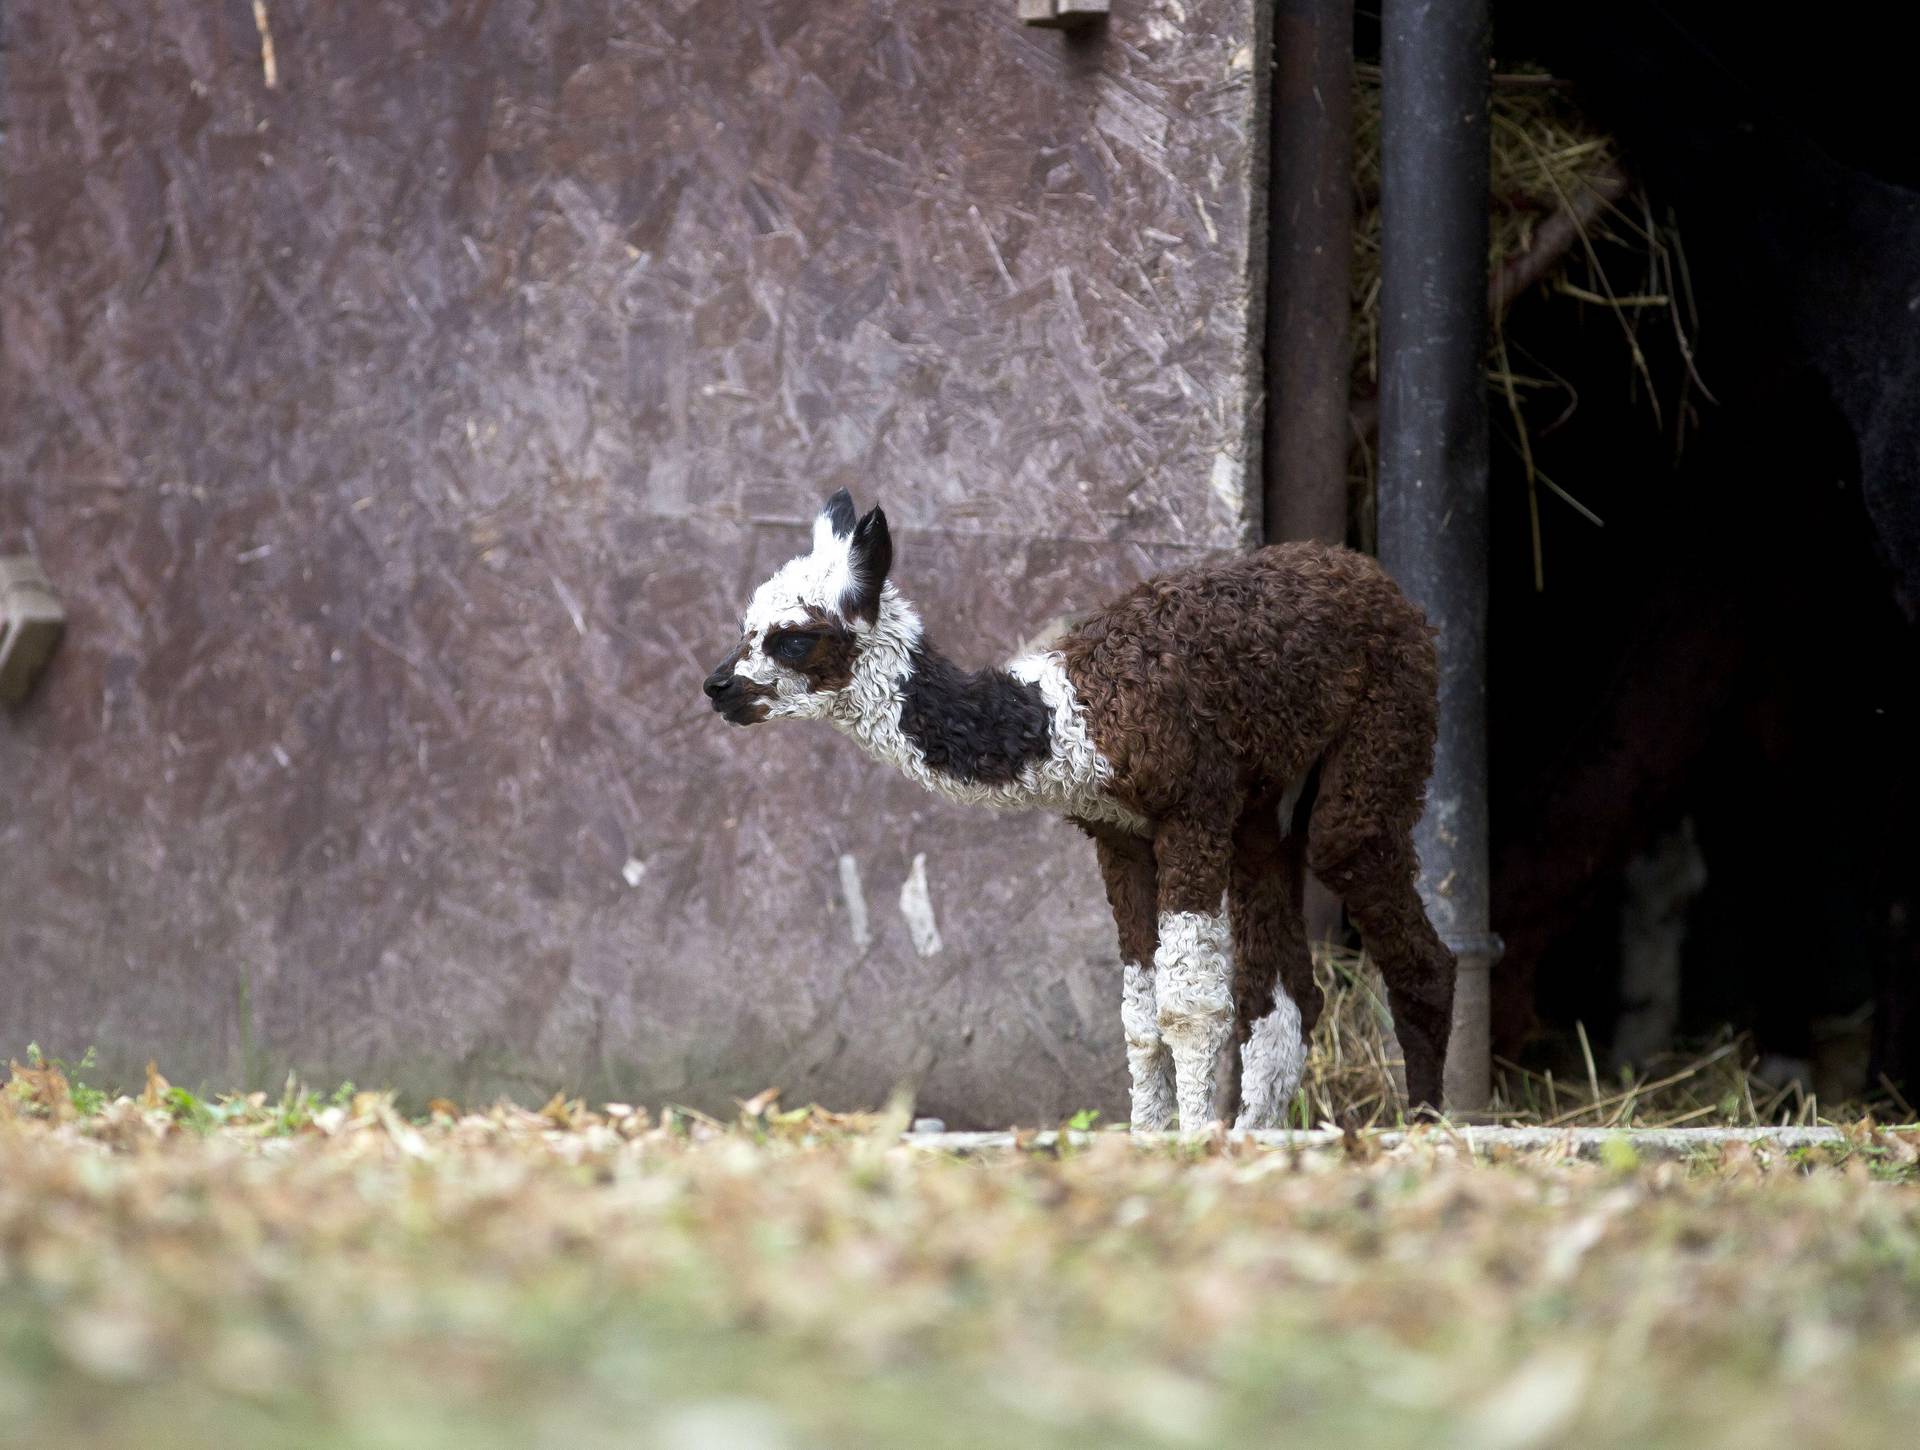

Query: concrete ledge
[[901, 1125, 1862, 1159]]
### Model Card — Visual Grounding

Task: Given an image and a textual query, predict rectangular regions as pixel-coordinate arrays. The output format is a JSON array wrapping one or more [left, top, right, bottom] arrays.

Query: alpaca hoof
[[1130, 1101, 1176, 1133]]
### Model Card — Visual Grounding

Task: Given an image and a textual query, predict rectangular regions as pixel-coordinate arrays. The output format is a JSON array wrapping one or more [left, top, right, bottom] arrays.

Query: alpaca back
[[1056, 542, 1436, 820]]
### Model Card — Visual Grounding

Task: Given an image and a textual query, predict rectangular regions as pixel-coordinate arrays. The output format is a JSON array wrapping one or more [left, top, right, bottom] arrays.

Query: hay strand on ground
[[1298, 944, 1901, 1129]]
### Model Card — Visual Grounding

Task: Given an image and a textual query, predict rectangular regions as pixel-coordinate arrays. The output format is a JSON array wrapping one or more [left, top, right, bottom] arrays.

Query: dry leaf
[[141, 1060, 171, 1110], [1875, 1129, 1920, 1165], [8, 1058, 74, 1122], [539, 1093, 585, 1129], [740, 1087, 782, 1119]]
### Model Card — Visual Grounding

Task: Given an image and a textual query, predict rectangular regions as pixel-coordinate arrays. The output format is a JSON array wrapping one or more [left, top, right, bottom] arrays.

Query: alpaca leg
[[1308, 739, 1457, 1113], [1230, 803, 1321, 1130], [1152, 815, 1238, 1131], [1341, 850, 1454, 1111], [1093, 834, 1174, 1130], [1122, 961, 1176, 1130]]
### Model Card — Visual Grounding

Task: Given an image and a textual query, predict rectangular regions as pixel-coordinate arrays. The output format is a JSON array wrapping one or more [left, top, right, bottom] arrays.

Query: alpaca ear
[[843, 505, 892, 626], [813, 488, 857, 553]]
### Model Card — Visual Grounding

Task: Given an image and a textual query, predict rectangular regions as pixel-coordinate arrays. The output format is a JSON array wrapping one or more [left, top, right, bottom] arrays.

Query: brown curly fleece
[[1062, 544, 1456, 1110]]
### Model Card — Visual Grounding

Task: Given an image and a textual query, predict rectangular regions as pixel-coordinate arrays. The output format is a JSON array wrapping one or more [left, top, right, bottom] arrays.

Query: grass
[[6, 1058, 1920, 1448], [9, 944, 1895, 1144]]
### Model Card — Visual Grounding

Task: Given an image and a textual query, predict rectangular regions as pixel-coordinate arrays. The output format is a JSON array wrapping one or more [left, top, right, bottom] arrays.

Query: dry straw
[[1347, 65, 1708, 585], [1300, 943, 1901, 1130]]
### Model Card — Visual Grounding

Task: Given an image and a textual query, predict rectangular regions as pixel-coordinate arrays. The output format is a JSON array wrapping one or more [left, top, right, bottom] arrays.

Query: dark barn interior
[[1424, 2, 1920, 1102]]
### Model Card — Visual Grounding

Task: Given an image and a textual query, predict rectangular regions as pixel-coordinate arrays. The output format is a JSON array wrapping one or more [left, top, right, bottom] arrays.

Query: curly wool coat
[[1056, 546, 1456, 1118], [706, 498, 1456, 1126]]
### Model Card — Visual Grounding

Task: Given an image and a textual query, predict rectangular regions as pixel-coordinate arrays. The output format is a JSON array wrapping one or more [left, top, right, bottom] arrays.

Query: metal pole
[[1263, 0, 1356, 951], [1263, 0, 1355, 547], [1375, 0, 1496, 1112]]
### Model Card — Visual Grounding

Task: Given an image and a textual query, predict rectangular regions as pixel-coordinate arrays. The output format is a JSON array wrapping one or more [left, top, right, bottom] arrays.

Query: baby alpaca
[[704, 491, 1456, 1127]]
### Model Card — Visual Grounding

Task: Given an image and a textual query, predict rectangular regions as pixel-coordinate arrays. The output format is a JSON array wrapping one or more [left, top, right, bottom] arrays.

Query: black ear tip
[[857, 504, 887, 534], [821, 488, 858, 538]]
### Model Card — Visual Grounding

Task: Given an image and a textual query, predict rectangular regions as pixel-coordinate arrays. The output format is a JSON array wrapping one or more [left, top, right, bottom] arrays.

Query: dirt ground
[[4, 1063, 1920, 1450]]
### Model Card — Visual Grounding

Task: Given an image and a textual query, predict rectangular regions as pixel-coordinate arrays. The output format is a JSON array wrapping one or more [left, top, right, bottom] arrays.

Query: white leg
[[1234, 981, 1306, 1130], [1155, 909, 1234, 1131], [1121, 959, 1176, 1130]]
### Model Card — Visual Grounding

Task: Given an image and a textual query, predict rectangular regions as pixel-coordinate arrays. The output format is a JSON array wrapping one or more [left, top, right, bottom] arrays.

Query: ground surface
[[5, 1065, 1920, 1449]]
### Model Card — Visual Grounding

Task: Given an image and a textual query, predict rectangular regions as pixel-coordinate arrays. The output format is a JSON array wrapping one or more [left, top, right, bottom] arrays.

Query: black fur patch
[[897, 642, 1053, 786], [821, 488, 857, 539]]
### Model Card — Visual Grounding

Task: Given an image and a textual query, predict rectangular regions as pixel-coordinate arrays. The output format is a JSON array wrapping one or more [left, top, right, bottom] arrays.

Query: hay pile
[[1299, 944, 1903, 1129], [1351, 67, 1633, 389], [1346, 66, 1706, 579]]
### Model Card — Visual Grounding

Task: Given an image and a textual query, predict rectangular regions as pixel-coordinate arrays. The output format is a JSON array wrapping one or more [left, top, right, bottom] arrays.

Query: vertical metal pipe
[[1262, 0, 1356, 950], [1263, 0, 1356, 547], [1375, 0, 1496, 1111]]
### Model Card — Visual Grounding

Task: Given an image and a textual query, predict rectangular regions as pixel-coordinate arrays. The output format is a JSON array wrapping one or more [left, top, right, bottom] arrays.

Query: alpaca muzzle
[[704, 649, 773, 725]]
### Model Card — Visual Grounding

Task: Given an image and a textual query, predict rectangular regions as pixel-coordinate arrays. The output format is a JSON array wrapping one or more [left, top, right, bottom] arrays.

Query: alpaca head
[[703, 489, 898, 726]]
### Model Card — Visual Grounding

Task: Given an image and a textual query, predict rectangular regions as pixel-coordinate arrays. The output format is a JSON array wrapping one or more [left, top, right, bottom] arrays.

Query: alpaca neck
[[825, 589, 1147, 834], [828, 590, 1050, 806]]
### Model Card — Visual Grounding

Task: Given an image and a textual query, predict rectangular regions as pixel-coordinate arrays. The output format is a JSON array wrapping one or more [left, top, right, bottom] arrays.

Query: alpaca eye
[[772, 635, 813, 663]]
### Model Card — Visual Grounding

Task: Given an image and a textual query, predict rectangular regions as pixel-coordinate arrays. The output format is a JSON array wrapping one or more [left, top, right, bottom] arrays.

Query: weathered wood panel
[[0, 0, 1265, 1123]]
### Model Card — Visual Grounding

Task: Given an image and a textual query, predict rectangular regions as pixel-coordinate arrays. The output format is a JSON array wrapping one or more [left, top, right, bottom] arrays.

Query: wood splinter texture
[[707, 490, 1457, 1125]]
